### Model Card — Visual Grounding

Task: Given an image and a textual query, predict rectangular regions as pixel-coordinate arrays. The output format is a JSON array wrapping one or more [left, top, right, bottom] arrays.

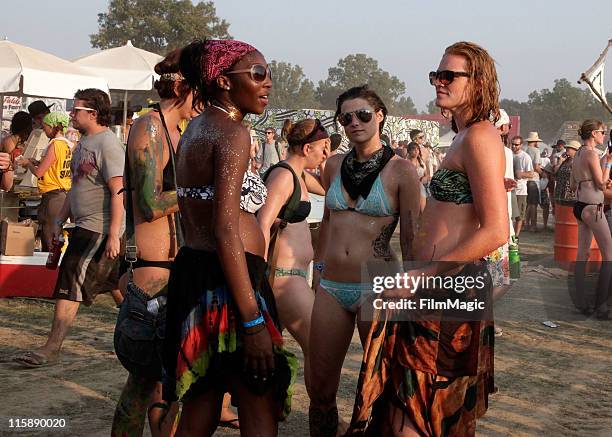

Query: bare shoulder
[[462, 121, 504, 157], [266, 164, 294, 185], [388, 156, 416, 178], [324, 153, 344, 174]]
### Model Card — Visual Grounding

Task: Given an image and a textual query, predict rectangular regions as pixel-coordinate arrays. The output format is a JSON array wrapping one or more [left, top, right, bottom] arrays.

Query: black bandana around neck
[[340, 145, 395, 200]]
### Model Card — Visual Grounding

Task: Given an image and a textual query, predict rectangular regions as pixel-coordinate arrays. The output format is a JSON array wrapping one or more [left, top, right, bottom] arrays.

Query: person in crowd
[[161, 39, 296, 435], [406, 141, 427, 212], [257, 118, 330, 396], [111, 103, 143, 143], [540, 163, 553, 231], [512, 135, 534, 237], [490, 109, 515, 320], [28, 100, 53, 129], [410, 128, 429, 178], [348, 41, 508, 437], [570, 119, 612, 320], [17, 112, 73, 251], [110, 49, 198, 437], [308, 85, 421, 436], [1, 111, 33, 160], [553, 140, 579, 204], [525, 132, 543, 231], [394, 139, 408, 159], [551, 139, 566, 168], [13, 89, 124, 367], [258, 127, 283, 175], [0, 151, 13, 191]]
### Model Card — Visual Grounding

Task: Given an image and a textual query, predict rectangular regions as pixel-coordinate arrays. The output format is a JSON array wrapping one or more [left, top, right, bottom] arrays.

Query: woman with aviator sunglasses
[[308, 85, 421, 436], [348, 42, 508, 436]]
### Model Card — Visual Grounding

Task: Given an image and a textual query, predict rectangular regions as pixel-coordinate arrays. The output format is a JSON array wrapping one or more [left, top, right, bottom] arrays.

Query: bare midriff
[[413, 198, 479, 262], [323, 211, 399, 283], [179, 199, 266, 258], [275, 220, 313, 271]]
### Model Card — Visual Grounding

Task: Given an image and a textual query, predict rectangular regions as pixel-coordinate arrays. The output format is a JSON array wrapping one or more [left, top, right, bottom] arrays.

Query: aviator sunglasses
[[226, 64, 272, 82], [338, 109, 374, 126], [429, 70, 470, 86]]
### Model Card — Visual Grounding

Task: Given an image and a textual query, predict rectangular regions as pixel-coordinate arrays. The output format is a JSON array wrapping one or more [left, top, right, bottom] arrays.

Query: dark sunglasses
[[338, 109, 374, 127], [429, 70, 470, 86], [226, 64, 272, 82]]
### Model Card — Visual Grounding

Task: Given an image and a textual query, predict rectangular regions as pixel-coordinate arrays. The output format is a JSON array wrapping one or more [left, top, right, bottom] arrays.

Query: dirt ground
[[1, 228, 612, 436]]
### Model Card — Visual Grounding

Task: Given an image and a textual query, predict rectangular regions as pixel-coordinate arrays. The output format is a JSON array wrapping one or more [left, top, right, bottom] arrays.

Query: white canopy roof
[[74, 41, 163, 91], [0, 39, 108, 99]]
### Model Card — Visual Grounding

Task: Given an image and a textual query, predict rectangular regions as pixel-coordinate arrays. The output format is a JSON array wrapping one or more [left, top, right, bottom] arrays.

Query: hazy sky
[[2, 0, 611, 111]]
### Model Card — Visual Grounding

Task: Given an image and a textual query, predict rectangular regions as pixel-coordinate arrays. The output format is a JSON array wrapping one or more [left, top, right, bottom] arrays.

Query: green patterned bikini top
[[429, 168, 473, 204]]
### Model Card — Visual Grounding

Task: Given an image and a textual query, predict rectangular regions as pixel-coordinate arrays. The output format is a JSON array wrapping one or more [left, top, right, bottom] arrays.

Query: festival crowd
[[0, 38, 610, 437]]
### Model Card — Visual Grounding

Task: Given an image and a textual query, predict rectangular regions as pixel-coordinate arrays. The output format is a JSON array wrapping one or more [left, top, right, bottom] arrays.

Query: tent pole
[[122, 90, 128, 143]]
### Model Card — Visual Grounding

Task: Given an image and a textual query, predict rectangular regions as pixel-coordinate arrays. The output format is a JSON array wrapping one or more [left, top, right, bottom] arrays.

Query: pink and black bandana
[[202, 40, 257, 85]]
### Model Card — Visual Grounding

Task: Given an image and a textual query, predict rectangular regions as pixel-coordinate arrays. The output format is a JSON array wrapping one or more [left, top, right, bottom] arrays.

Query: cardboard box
[[0, 220, 35, 256]]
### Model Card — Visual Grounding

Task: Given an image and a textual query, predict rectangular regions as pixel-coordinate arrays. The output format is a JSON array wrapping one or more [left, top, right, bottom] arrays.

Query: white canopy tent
[[74, 41, 163, 131], [0, 39, 109, 122]]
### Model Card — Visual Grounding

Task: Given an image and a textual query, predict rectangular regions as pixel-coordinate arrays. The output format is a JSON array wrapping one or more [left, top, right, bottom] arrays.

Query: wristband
[[54, 219, 65, 226], [313, 262, 325, 272], [606, 163, 612, 169], [242, 314, 265, 328]]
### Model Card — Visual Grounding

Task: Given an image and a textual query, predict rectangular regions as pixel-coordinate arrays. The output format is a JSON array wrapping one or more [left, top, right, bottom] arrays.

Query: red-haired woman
[[349, 42, 508, 436]]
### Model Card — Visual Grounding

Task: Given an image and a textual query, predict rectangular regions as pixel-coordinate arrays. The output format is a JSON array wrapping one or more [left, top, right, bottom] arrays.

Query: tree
[[267, 61, 319, 109], [90, 0, 231, 55], [316, 54, 416, 115], [425, 99, 439, 114], [502, 79, 612, 142]]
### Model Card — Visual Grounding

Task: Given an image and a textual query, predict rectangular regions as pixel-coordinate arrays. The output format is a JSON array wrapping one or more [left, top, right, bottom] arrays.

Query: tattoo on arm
[[372, 216, 399, 260], [401, 212, 414, 261], [132, 118, 178, 221]]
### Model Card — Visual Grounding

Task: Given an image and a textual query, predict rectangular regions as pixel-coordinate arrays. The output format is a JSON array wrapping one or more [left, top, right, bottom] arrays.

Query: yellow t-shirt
[[37, 138, 72, 193]]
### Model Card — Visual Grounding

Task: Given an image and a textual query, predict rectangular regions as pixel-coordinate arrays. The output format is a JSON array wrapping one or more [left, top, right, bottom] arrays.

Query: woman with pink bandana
[[162, 40, 296, 435]]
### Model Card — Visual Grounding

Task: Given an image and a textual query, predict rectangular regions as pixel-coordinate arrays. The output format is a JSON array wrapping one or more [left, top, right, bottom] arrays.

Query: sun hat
[[526, 131, 543, 143], [565, 140, 581, 150]]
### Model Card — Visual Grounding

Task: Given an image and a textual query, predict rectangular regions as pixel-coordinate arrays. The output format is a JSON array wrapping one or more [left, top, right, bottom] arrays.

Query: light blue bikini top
[[325, 172, 396, 217]]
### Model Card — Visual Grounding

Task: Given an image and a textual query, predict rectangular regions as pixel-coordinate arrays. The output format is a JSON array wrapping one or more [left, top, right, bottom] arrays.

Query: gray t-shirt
[[70, 129, 125, 234], [526, 146, 541, 181], [257, 141, 281, 175]]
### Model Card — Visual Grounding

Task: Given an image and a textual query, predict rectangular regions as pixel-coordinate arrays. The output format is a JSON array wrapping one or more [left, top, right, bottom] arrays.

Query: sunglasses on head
[[429, 70, 470, 86], [226, 64, 272, 82], [338, 109, 374, 127]]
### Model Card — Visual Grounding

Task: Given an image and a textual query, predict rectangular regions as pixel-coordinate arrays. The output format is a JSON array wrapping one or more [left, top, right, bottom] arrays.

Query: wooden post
[[580, 73, 612, 116]]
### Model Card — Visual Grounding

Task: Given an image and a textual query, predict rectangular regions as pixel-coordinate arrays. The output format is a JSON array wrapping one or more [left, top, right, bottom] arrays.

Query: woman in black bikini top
[[569, 119, 612, 320]]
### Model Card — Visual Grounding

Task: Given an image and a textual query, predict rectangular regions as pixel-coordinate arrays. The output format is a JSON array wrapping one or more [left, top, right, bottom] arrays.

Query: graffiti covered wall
[[246, 108, 439, 153]]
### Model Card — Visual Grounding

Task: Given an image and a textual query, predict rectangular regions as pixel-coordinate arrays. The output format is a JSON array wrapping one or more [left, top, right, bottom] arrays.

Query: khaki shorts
[[516, 195, 527, 220]]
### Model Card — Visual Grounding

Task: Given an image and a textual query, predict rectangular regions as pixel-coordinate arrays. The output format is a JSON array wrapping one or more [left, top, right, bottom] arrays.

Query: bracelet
[[242, 314, 265, 328], [243, 324, 266, 336], [54, 219, 65, 226], [313, 261, 325, 272], [606, 163, 612, 169]]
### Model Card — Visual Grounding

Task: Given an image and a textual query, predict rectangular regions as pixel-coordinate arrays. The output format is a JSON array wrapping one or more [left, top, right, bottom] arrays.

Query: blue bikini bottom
[[319, 278, 371, 313]]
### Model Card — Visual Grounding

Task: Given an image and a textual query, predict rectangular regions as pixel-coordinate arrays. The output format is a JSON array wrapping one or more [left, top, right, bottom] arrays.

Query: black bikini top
[[264, 162, 311, 224]]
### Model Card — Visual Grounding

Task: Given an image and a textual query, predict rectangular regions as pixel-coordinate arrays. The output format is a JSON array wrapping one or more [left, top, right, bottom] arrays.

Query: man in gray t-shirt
[[257, 127, 282, 175], [70, 129, 125, 234], [13, 89, 125, 369]]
